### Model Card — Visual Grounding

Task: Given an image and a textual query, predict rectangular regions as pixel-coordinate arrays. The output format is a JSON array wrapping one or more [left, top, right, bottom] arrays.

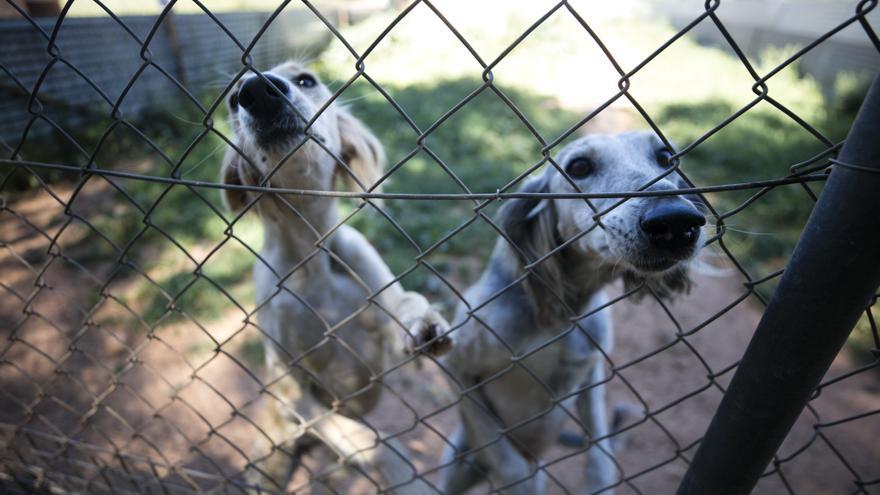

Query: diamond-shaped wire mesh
[[1, 0, 879, 494]]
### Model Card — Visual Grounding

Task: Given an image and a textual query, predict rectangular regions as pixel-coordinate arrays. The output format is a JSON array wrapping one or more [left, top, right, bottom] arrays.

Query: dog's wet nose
[[640, 202, 706, 251], [238, 74, 289, 118]]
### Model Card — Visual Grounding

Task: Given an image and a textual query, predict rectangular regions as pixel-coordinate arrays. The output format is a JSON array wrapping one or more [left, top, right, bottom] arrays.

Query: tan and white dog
[[221, 61, 450, 494], [440, 132, 706, 494]]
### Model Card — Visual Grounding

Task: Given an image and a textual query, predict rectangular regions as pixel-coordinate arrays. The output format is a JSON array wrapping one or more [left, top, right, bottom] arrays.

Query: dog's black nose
[[238, 74, 289, 118], [640, 202, 706, 251]]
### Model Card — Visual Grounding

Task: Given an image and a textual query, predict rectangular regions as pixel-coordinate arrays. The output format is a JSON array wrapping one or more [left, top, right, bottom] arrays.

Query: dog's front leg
[[393, 290, 452, 356], [453, 393, 537, 495], [244, 370, 315, 493], [329, 225, 451, 356], [245, 401, 309, 493], [575, 361, 617, 495], [308, 410, 437, 495], [439, 424, 488, 495]]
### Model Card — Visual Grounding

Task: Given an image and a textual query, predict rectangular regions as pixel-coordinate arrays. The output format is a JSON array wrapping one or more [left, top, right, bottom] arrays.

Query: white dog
[[221, 61, 451, 494], [440, 132, 706, 494]]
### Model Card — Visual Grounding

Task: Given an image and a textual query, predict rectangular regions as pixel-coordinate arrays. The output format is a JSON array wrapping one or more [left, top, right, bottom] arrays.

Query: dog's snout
[[640, 202, 705, 251], [238, 74, 289, 117]]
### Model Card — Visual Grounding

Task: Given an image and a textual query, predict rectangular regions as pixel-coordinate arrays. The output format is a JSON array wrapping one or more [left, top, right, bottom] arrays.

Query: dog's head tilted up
[[501, 131, 706, 320], [220, 61, 384, 212]]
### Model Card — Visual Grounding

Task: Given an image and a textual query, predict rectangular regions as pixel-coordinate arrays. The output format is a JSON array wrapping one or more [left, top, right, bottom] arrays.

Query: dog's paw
[[405, 308, 453, 357], [610, 402, 642, 451], [612, 402, 641, 430]]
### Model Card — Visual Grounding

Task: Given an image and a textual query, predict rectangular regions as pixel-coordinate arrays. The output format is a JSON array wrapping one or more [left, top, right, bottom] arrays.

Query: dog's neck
[[492, 240, 614, 329], [257, 170, 339, 283]]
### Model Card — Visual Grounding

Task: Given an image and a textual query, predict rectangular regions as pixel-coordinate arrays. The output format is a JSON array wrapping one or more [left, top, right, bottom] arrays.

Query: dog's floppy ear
[[337, 108, 385, 192], [499, 174, 554, 258], [499, 173, 570, 323], [220, 148, 251, 212]]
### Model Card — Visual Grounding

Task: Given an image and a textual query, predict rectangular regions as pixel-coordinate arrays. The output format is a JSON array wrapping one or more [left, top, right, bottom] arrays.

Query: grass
[[6, 3, 875, 361], [327, 77, 580, 293]]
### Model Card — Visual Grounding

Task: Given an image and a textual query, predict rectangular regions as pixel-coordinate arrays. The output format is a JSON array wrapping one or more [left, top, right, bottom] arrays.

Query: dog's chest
[[522, 331, 598, 393], [253, 263, 387, 358], [480, 333, 598, 453]]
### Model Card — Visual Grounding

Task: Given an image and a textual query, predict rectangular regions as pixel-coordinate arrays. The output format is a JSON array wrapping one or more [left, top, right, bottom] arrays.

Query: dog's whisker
[[0, 136, 13, 154], [182, 140, 227, 177], [706, 223, 776, 236], [168, 113, 203, 126], [335, 94, 372, 106]]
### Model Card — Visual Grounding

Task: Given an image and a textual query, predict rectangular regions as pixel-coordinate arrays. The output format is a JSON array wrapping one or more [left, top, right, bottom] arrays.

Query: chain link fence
[[1, 0, 879, 494]]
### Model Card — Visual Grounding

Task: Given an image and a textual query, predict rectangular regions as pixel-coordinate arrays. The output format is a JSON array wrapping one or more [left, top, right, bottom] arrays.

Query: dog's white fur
[[440, 132, 705, 494], [221, 61, 450, 494]]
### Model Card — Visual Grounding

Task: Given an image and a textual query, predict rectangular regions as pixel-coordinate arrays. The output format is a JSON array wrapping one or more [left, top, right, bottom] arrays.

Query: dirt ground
[[1, 176, 878, 495]]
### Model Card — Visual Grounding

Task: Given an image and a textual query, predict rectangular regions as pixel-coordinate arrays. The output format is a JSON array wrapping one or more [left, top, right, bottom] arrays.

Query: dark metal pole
[[677, 75, 880, 495]]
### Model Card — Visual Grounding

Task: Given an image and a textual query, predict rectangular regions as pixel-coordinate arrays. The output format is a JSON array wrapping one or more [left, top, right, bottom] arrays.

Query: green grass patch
[[326, 77, 581, 291], [134, 242, 257, 326]]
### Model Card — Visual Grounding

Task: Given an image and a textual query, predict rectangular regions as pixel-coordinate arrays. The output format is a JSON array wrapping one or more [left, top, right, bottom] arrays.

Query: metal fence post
[[676, 74, 880, 494]]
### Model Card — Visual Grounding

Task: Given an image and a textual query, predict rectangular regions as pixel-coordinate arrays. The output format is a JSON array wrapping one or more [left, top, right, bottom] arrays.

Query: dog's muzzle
[[631, 199, 705, 272], [238, 75, 303, 144], [239, 74, 289, 118], [640, 200, 705, 252]]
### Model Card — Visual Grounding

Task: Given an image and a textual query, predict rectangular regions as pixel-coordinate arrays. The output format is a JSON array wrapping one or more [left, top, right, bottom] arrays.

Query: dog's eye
[[229, 91, 239, 110], [656, 148, 675, 168], [566, 157, 594, 178], [294, 74, 317, 88]]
